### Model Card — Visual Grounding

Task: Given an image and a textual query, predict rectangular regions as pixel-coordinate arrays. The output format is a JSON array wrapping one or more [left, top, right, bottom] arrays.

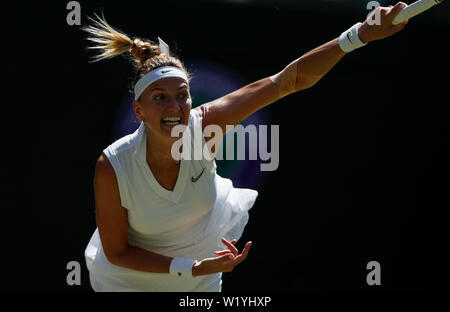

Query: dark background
[[2, 0, 449, 292]]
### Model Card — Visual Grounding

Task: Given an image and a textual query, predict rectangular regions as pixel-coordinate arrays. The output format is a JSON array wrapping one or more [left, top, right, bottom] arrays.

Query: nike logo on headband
[[161, 70, 172, 74]]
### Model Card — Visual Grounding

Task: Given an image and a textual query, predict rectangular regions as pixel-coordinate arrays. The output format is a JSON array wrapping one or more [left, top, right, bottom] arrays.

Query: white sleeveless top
[[84, 109, 258, 292]]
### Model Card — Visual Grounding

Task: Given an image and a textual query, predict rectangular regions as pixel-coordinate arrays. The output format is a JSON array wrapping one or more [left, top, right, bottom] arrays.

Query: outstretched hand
[[192, 238, 252, 277], [358, 2, 409, 43]]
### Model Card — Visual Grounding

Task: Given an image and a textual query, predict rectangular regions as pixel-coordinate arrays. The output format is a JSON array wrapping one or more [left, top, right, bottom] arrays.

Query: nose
[[165, 95, 183, 111]]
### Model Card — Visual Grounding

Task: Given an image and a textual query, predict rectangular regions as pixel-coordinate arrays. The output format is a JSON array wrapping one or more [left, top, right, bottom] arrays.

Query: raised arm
[[197, 2, 408, 133]]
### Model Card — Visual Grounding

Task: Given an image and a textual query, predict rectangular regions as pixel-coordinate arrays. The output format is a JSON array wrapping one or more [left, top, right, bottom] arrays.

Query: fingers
[[213, 238, 237, 256], [221, 237, 238, 256], [218, 253, 235, 261], [390, 19, 408, 34], [210, 253, 235, 269], [384, 2, 408, 35], [211, 241, 252, 274], [388, 2, 408, 21], [224, 241, 252, 266], [396, 19, 408, 29], [391, 2, 408, 15], [214, 250, 234, 256]]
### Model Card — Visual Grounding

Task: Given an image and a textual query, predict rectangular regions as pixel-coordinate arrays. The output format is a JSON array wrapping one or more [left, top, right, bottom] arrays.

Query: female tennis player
[[84, 2, 409, 291]]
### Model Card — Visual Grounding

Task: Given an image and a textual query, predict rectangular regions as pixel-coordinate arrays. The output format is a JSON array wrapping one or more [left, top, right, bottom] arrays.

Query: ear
[[133, 100, 144, 121]]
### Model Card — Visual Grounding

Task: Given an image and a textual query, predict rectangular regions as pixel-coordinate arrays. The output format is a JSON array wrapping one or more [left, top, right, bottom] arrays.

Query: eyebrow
[[149, 85, 188, 94]]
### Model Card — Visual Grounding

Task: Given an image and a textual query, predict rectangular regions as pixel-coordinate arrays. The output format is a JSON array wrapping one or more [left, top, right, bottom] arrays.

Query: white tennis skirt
[[85, 182, 258, 292]]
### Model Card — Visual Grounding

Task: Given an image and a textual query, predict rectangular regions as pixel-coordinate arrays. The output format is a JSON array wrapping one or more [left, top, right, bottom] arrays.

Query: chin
[[160, 122, 188, 140]]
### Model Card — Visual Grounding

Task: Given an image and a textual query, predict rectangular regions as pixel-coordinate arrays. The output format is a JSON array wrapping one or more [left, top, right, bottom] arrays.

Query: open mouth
[[161, 116, 182, 126]]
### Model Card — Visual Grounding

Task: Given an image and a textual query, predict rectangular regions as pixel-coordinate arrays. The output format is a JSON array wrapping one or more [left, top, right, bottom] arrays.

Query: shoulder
[[106, 133, 136, 157], [103, 123, 144, 162], [95, 152, 116, 180], [99, 127, 142, 180]]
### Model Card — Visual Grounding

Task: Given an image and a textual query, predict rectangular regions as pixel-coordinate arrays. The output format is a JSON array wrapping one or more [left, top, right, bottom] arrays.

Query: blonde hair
[[82, 13, 191, 99]]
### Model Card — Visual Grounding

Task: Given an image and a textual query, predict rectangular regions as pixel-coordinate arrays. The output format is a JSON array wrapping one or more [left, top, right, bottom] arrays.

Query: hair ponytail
[[83, 13, 191, 93], [83, 13, 136, 62]]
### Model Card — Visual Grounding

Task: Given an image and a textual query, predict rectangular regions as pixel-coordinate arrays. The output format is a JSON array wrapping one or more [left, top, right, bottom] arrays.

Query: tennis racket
[[392, 0, 445, 25]]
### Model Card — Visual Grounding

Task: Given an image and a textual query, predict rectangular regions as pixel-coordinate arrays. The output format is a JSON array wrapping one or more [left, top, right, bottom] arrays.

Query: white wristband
[[169, 257, 197, 278], [339, 22, 367, 53]]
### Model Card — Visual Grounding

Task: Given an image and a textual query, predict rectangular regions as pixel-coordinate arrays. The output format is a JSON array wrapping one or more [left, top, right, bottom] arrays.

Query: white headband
[[134, 66, 189, 100], [133, 37, 188, 100]]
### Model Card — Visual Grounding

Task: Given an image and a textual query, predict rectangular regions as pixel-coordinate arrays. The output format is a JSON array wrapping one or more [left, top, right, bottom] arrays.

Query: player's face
[[134, 77, 191, 140]]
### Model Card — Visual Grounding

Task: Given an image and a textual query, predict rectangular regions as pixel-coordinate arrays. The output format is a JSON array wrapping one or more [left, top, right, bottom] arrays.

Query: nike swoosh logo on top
[[191, 168, 205, 183], [347, 32, 352, 44], [161, 70, 171, 74]]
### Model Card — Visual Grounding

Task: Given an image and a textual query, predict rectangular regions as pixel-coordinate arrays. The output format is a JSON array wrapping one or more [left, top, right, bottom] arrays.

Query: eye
[[178, 93, 188, 99], [154, 94, 164, 100]]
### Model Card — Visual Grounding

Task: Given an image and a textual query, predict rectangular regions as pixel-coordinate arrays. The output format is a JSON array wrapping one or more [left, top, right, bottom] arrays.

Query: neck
[[145, 128, 180, 166]]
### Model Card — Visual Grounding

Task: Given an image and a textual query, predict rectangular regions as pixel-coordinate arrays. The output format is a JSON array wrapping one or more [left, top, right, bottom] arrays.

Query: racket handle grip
[[392, 0, 443, 25]]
